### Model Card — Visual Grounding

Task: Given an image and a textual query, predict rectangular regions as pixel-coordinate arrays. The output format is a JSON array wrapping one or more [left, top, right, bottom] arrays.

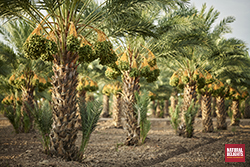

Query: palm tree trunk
[[20, 86, 35, 133], [163, 100, 169, 117], [112, 93, 122, 127], [151, 100, 156, 117], [170, 92, 178, 113], [179, 83, 196, 137], [101, 94, 110, 118], [156, 100, 161, 117], [201, 93, 213, 132], [122, 71, 140, 146], [216, 96, 227, 130], [50, 53, 79, 160], [231, 99, 240, 126]]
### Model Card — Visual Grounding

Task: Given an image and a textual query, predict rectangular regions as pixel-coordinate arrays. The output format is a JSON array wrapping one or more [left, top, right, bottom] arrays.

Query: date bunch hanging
[[169, 69, 208, 90], [105, 46, 160, 83], [23, 32, 57, 62], [77, 77, 98, 93], [78, 29, 117, 66], [9, 73, 51, 91]]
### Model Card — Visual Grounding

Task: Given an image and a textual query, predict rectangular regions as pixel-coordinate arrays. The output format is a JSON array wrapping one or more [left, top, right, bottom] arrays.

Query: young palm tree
[[228, 88, 248, 126], [140, 67, 172, 118], [211, 80, 227, 130], [196, 72, 214, 132], [106, 38, 160, 145], [76, 76, 98, 129]]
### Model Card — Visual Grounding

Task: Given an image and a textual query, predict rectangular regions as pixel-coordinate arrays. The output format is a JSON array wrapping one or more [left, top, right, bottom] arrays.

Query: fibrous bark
[[156, 100, 162, 118], [170, 91, 178, 113], [112, 93, 122, 127], [201, 93, 213, 132], [20, 87, 35, 133], [216, 96, 227, 130], [122, 71, 140, 146], [151, 100, 156, 118], [163, 100, 169, 117], [50, 53, 80, 160], [179, 83, 196, 137], [231, 100, 240, 126], [101, 94, 110, 118]]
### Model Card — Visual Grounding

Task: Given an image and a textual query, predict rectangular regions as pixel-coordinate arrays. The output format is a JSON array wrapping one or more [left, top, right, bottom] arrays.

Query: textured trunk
[[20, 87, 35, 133], [231, 100, 240, 126], [163, 100, 169, 117], [170, 92, 178, 113], [49, 52, 80, 160], [101, 94, 110, 118], [179, 83, 196, 137], [156, 100, 161, 118], [151, 100, 156, 117], [216, 96, 227, 130], [201, 93, 213, 132], [112, 94, 122, 127], [122, 71, 140, 146]]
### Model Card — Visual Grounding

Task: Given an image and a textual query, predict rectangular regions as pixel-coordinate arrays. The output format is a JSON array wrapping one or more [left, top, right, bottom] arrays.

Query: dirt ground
[[0, 117, 250, 167]]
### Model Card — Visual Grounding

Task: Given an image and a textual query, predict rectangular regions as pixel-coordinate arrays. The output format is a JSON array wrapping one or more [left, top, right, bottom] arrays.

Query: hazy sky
[[191, 0, 250, 51]]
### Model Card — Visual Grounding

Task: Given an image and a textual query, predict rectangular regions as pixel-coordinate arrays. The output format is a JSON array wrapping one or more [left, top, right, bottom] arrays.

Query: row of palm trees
[[0, 0, 249, 161]]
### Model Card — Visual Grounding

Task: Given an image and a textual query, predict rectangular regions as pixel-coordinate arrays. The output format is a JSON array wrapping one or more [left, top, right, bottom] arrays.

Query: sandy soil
[[0, 117, 250, 167]]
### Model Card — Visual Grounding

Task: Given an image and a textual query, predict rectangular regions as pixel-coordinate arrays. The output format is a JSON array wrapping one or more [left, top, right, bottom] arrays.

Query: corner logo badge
[[225, 144, 245, 162]]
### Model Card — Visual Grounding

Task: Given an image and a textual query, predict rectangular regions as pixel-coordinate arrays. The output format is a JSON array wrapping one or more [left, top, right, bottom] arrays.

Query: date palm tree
[[196, 72, 214, 132], [0, 0, 116, 160], [106, 37, 160, 145], [0, 20, 52, 132]]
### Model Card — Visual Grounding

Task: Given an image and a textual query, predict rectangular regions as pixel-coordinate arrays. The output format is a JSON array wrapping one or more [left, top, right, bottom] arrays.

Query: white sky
[[191, 0, 250, 53]]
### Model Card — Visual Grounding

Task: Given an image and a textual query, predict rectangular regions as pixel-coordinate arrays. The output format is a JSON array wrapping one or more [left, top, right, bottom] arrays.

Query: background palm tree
[[105, 36, 160, 145], [0, 20, 52, 132], [158, 4, 240, 137], [210, 37, 250, 128], [101, 84, 112, 118]]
